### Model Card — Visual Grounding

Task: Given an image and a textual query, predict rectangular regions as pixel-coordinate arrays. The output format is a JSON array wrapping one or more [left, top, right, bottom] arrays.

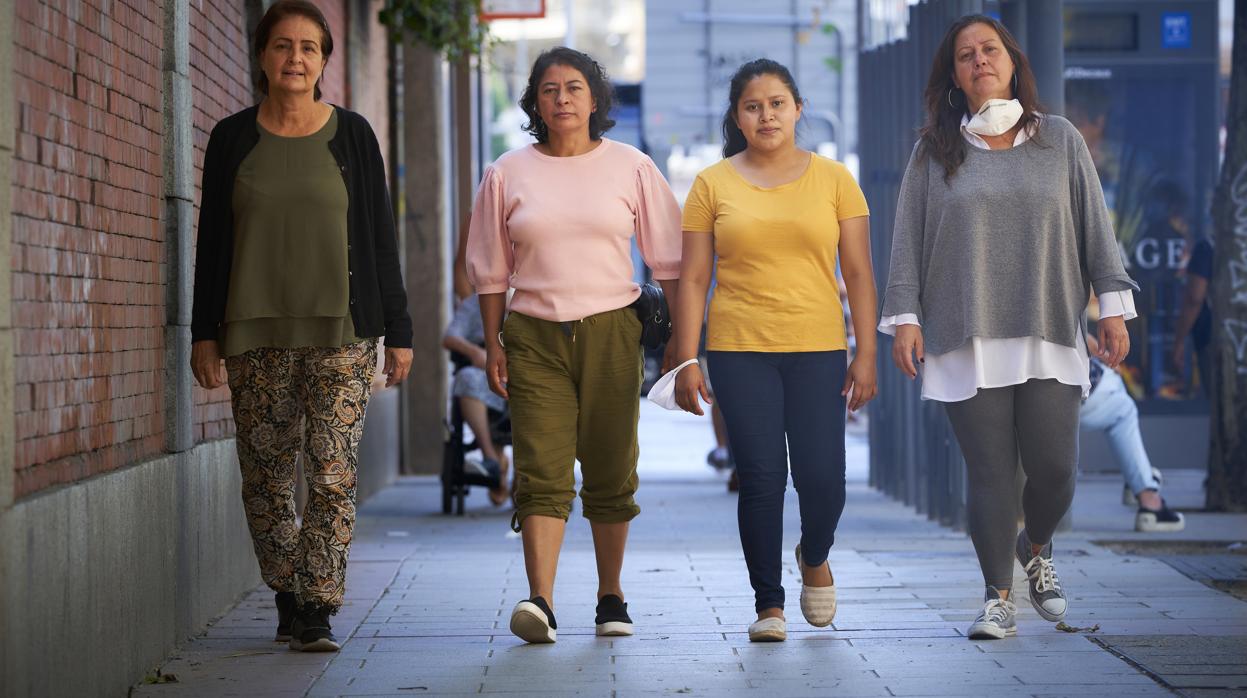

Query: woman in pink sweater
[[467, 48, 683, 644]]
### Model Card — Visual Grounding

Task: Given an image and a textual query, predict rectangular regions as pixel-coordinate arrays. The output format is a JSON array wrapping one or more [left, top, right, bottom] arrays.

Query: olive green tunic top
[[224, 110, 360, 357]]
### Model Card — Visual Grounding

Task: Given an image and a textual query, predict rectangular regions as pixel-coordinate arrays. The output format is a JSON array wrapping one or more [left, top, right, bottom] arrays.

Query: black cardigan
[[191, 105, 413, 348]]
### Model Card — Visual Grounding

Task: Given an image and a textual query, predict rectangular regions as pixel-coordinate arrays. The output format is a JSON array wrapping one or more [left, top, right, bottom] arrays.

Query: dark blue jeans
[[707, 350, 848, 613]]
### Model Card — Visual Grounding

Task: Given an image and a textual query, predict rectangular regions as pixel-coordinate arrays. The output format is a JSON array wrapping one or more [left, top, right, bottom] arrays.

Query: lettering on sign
[[1227, 163, 1247, 374]]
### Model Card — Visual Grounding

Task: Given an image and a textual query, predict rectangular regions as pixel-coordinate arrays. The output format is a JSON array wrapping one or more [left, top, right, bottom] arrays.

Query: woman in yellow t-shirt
[[672, 59, 878, 642]]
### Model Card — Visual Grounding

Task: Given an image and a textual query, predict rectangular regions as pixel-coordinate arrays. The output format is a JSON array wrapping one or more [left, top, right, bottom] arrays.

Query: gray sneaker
[[967, 586, 1016, 639], [1015, 530, 1067, 622]]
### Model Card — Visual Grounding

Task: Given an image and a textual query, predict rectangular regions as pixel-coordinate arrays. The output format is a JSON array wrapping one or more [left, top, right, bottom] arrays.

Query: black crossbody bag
[[630, 282, 672, 350]]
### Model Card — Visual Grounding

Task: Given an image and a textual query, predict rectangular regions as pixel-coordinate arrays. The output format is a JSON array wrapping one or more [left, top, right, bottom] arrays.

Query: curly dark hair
[[520, 47, 616, 144], [253, 0, 333, 101], [919, 14, 1043, 180]]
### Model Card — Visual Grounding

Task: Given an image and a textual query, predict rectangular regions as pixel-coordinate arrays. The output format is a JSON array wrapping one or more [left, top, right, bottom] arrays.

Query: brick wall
[[189, 1, 253, 442], [10, 1, 167, 497], [9, 0, 383, 499]]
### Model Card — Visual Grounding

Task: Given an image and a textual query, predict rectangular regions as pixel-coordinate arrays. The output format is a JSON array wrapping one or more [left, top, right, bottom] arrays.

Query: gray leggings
[[943, 379, 1082, 589]]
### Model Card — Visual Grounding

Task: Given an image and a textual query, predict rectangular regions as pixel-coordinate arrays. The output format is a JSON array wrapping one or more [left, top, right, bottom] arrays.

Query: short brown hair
[[253, 0, 334, 101]]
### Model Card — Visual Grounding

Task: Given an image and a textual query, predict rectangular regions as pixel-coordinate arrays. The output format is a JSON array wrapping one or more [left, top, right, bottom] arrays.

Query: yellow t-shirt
[[682, 154, 869, 352]]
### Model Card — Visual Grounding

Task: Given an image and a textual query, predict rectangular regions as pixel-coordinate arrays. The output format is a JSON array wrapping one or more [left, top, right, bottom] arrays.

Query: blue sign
[[1161, 12, 1191, 49]]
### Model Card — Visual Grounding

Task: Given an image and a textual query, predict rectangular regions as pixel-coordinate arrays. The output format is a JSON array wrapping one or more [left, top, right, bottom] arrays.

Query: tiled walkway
[[136, 405, 1247, 697]]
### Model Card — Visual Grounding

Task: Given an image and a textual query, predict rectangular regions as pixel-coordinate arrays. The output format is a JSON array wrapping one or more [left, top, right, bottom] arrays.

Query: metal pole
[[1026, 0, 1065, 114]]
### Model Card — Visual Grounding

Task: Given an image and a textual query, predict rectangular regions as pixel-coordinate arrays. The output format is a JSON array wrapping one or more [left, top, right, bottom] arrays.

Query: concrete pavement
[[134, 403, 1247, 697]]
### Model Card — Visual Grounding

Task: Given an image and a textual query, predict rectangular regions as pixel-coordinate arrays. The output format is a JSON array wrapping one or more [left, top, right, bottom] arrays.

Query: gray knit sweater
[[880, 115, 1138, 356]]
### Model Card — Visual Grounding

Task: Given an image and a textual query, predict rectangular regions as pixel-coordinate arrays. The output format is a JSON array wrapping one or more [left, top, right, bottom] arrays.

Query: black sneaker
[[289, 604, 340, 652], [274, 591, 297, 642], [510, 596, 557, 643], [595, 594, 634, 637], [1136, 499, 1185, 532]]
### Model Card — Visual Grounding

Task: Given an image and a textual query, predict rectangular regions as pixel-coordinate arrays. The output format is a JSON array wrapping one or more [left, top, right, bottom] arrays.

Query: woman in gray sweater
[[879, 15, 1137, 640]]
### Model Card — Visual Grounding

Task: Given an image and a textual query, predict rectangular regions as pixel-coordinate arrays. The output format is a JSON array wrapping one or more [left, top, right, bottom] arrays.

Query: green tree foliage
[[379, 0, 490, 60]]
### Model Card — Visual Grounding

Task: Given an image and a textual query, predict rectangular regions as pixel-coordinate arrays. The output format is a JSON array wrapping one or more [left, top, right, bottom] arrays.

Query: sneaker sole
[[289, 637, 340, 652], [596, 621, 634, 636], [1136, 515, 1185, 533], [1136, 521, 1186, 533], [510, 604, 556, 644], [967, 623, 1016, 640]]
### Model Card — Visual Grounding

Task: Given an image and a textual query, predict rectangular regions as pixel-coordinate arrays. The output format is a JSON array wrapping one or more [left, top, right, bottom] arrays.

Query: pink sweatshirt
[[466, 139, 682, 322]]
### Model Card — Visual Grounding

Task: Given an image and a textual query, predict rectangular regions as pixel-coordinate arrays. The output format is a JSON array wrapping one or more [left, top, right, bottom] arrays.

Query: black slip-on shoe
[[274, 591, 297, 642], [1136, 499, 1185, 532], [289, 604, 340, 652], [510, 596, 557, 643], [595, 594, 634, 637]]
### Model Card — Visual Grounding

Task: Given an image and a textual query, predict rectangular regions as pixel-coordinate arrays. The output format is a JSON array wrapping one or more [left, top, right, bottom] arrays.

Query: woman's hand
[[891, 324, 924, 379], [486, 342, 509, 399], [843, 355, 878, 412], [384, 347, 413, 387], [190, 340, 225, 389], [674, 362, 713, 416], [1097, 315, 1130, 369]]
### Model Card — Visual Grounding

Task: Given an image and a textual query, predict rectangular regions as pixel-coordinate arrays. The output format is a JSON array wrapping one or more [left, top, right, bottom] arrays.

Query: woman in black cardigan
[[189, 0, 411, 653]]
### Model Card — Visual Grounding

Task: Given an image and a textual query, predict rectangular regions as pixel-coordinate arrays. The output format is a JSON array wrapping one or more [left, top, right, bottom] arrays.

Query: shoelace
[[1024, 555, 1061, 594], [980, 597, 1015, 624]]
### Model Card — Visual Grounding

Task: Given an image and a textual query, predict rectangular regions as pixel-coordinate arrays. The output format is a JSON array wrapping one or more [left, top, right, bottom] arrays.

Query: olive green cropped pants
[[503, 307, 643, 529]]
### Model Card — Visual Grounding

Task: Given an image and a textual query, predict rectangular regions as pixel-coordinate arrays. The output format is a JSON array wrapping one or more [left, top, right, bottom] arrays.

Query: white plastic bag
[[645, 358, 701, 411]]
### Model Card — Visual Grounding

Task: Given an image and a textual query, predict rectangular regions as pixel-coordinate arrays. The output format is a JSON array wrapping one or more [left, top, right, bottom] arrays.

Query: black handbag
[[630, 282, 672, 350]]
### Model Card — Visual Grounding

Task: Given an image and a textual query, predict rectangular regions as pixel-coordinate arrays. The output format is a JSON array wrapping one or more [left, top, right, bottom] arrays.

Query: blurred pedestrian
[[467, 47, 683, 644], [1083, 335, 1185, 532], [443, 294, 511, 506], [879, 15, 1137, 640], [1172, 236, 1214, 397], [673, 59, 878, 642], [190, 0, 412, 652]]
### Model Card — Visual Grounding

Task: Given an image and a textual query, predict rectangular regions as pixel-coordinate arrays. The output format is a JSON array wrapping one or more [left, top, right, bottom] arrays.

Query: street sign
[[481, 0, 545, 20], [1161, 12, 1192, 49]]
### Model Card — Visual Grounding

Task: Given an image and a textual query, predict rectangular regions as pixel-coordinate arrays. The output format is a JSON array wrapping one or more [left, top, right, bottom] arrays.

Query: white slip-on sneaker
[[795, 544, 836, 627], [510, 596, 557, 644], [748, 616, 787, 642], [967, 586, 1017, 640]]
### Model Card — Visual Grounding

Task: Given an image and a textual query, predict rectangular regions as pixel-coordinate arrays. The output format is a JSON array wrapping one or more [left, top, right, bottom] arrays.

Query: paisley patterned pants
[[225, 340, 377, 612]]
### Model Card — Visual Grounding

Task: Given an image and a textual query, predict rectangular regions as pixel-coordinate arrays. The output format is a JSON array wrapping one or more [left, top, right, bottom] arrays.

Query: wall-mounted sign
[[481, 0, 545, 20], [1161, 12, 1191, 49]]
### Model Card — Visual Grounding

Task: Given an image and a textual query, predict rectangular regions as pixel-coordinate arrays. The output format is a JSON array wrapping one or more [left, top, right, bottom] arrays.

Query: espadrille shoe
[[796, 544, 837, 627], [748, 616, 787, 642]]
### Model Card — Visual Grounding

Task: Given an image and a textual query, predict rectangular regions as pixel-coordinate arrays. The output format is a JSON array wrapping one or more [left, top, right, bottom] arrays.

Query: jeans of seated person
[[1079, 367, 1159, 496]]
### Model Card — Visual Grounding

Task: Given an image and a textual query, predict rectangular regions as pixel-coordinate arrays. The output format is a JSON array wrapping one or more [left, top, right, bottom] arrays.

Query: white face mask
[[645, 358, 701, 411], [965, 98, 1023, 137]]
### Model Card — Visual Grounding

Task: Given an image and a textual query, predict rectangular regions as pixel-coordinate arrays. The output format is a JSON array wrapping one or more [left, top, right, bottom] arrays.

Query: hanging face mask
[[646, 358, 701, 411], [964, 98, 1023, 137]]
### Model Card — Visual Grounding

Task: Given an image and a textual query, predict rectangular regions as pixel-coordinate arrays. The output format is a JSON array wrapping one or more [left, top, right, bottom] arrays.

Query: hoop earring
[[1012, 73, 1019, 95], [947, 87, 959, 108]]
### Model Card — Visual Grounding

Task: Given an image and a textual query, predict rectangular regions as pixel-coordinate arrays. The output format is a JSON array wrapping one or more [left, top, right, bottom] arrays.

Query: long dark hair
[[919, 15, 1042, 180], [253, 0, 334, 101], [721, 59, 804, 158], [519, 47, 616, 144]]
